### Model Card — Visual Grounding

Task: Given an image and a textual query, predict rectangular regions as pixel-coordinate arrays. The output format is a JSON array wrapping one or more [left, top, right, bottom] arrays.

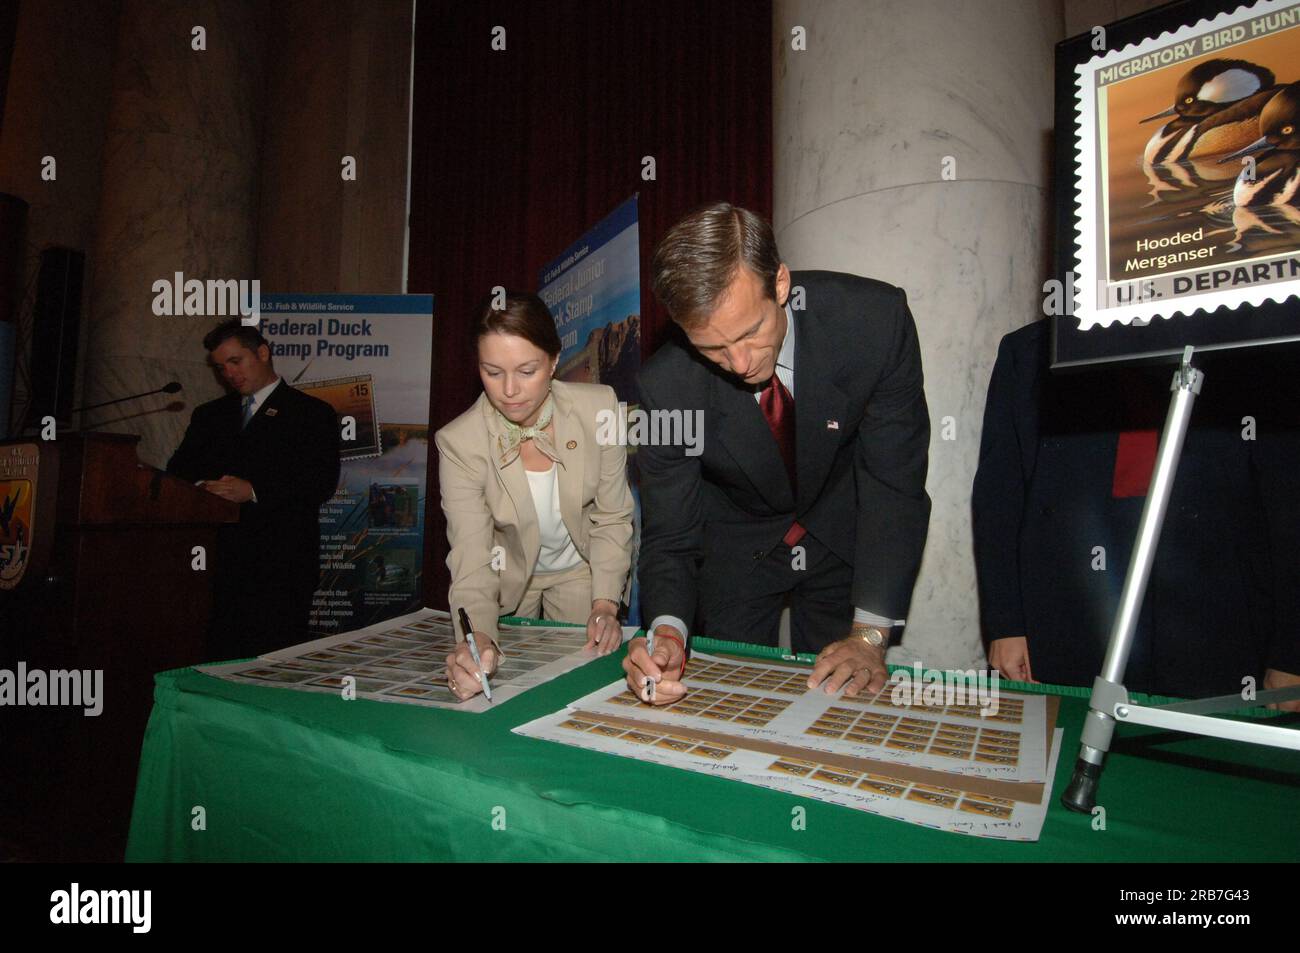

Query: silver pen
[[643, 629, 656, 702]]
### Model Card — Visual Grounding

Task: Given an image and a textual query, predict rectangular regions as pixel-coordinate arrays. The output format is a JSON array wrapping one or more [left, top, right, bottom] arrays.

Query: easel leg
[[1061, 347, 1204, 812]]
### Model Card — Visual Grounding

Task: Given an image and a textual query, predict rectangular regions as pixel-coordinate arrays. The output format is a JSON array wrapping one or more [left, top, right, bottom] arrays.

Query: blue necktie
[[241, 395, 255, 429]]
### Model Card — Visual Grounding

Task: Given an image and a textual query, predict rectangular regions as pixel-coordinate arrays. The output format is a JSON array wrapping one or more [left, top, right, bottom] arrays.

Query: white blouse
[[524, 464, 583, 573]]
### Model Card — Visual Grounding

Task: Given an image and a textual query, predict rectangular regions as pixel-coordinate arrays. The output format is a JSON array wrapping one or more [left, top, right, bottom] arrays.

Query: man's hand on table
[[989, 636, 1037, 683], [445, 632, 499, 701], [1264, 668, 1300, 712], [808, 628, 890, 697], [622, 624, 686, 705]]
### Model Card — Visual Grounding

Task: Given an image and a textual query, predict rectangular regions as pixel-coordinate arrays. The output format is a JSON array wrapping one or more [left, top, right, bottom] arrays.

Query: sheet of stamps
[[514, 653, 1062, 841], [200, 608, 627, 713], [552, 654, 1049, 783]]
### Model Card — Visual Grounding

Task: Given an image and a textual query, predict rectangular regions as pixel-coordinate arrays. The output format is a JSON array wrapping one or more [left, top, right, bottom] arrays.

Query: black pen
[[456, 607, 492, 703]]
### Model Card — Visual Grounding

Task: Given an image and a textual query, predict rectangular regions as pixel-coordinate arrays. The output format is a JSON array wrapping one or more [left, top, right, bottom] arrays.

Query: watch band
[[852, 624, 889, 649]]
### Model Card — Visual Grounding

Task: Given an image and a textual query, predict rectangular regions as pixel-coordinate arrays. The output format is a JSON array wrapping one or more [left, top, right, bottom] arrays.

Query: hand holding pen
[[446, 608, 498, 703], [622, 623, 687, 706]]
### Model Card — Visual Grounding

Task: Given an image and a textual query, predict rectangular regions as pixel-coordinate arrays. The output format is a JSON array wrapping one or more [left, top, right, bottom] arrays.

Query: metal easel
[[1061, 345, 1300, 813]]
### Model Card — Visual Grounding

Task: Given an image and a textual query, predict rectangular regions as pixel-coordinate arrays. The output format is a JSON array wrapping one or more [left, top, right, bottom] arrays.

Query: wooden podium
[[0, 433, 237, 861]]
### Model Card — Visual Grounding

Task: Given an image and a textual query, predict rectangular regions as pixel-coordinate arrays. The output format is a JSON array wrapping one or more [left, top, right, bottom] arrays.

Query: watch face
[[858, 627, 885, 647]]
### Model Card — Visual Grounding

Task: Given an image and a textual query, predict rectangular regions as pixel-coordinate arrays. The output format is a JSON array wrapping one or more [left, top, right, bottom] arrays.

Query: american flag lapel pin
[[826, 419, 839, 430], [265, 408, 278, 417]]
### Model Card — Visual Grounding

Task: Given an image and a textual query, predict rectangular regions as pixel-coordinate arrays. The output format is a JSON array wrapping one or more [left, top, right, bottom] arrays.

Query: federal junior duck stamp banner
[[1072, 0, 1300, 330]]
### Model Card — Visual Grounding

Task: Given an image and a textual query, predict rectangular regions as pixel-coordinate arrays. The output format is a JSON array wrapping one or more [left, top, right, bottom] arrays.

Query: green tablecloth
[[126, 627, 1300, 861]]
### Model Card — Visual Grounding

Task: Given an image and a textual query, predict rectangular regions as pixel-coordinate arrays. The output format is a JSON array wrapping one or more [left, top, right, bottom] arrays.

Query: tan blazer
[[435, 379, 634, 641]]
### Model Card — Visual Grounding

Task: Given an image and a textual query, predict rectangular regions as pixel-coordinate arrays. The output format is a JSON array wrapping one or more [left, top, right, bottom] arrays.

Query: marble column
[[772, 0, 1063, 670], [257, 0, 412, 295], [82, 0, 266, 467]]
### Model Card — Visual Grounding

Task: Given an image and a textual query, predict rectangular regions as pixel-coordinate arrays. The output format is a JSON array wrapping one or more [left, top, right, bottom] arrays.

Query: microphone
[[72, 381, 182, 413]]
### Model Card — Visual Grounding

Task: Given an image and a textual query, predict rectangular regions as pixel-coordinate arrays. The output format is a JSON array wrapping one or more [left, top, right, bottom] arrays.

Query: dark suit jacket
[[972, 320, 1300, 696], [167, 379, 341, 641], [637, 270, 932, 645]]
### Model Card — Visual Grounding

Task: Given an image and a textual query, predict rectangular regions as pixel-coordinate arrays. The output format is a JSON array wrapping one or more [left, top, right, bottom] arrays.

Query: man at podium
[[167, 320, 340, 659]]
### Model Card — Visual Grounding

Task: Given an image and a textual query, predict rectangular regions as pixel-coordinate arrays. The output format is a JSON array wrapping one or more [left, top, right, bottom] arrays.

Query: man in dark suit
[[168, 319, 340, 659], [625, 203, 931, 704], [972, 319, 1300, 705]]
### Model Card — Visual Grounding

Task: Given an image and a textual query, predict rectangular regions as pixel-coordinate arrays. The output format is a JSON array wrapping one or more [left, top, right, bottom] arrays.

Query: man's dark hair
[[651, 202, 781, 330], [474, 291, 562, 358], [203, 319, 269, 354]]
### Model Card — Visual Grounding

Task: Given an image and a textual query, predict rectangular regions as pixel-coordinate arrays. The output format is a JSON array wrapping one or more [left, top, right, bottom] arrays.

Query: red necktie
[[759, 373, 795, 488], [759, 373, 805, 546]]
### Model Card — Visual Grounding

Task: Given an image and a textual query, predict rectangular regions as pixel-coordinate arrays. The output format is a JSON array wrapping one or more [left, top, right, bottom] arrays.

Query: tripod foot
[[1061, 757, 1103, 813]]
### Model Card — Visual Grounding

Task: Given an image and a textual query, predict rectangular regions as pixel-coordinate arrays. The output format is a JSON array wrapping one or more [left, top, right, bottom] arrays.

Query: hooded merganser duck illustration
[[1142, 149, 1239, 205], [1143, 59, 1279, 162], [1222, 82, 1300, 208]]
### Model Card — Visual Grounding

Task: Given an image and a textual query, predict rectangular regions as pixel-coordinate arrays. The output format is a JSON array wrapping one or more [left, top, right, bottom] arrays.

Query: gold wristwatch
[[852, 625, 889, 649]]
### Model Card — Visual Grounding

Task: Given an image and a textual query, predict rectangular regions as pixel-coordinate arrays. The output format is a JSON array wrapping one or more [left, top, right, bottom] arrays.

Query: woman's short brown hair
[[474, 290, 562, 357], [651, 202, 781, 329]]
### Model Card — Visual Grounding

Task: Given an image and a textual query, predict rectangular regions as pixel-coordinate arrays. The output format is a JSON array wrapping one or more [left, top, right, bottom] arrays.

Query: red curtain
[[410, 0, 772, 610]]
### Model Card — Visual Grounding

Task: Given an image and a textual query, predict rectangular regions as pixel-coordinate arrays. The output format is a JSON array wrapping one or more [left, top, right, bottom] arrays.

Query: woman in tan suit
[[436, 292, 635, 700]]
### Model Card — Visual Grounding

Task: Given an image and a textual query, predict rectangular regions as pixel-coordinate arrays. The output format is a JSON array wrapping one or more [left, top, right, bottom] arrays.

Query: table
[[125, 625, 1300, 861]]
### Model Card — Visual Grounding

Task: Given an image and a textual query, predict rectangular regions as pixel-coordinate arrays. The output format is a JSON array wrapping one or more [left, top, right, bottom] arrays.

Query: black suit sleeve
[[851, 289, 931, 621], [635, 368, 705, 644], [971, 332, 1031, 641], [247, 396, 341, 512], [166, 403, 214, 482], [1256, 419, 1300, 675]]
